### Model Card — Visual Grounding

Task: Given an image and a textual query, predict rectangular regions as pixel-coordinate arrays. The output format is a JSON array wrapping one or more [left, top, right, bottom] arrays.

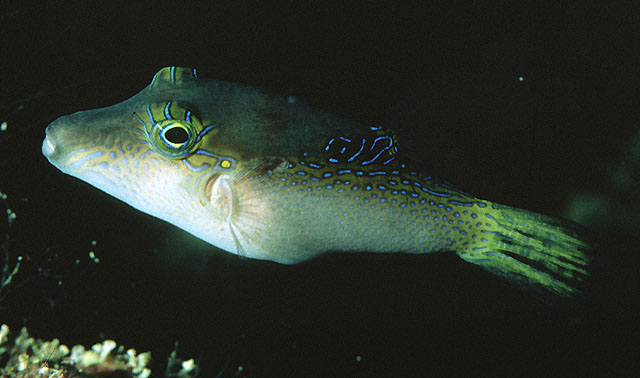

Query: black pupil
[[165, 127, 189, 144]]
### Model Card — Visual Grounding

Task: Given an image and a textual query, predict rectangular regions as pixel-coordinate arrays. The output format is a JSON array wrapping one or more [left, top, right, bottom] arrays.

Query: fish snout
[[42, 125, 57, 158], [42, 118, 77, 169], [42, 119, 68, 163]]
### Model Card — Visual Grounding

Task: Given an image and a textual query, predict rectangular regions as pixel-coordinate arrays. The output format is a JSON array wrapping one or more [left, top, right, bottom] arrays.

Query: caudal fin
[[456, 202, 593, 300]]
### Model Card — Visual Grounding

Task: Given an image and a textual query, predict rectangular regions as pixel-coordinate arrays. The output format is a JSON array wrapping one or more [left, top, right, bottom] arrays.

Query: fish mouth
[[42, 120, 83, 171], [42, 127, 56, 158], [42, 121, 71, 170]]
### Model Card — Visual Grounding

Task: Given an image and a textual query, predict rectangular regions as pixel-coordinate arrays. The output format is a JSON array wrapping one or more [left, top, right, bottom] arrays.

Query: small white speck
[[6, 209, 16, 221], [356, 355, 362, 362], [0, 121, 7, 131], [287, 96, 296, 104], [518, 76, 524, 82], [89, 250, 100, 263]]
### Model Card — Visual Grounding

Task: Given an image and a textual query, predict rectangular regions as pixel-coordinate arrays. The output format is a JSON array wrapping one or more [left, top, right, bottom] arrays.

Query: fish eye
[[136, 102, 214, 159], [150, 119, 198, 157], [161, 124, 190, 146]]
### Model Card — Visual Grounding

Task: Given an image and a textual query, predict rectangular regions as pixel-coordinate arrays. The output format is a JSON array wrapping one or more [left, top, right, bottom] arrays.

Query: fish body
[[43, 67, 591, 298]]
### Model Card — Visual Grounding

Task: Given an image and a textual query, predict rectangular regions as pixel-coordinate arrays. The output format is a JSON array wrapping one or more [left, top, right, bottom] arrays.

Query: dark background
[[1, 1, 638, 377]]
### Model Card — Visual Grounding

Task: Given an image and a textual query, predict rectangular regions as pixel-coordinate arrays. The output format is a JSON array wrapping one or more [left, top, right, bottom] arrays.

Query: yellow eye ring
[[158, 121, 193, 149], [134, 102, 216, 159]]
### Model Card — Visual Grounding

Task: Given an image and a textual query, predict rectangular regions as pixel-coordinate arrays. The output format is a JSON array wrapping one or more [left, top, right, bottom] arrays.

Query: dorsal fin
[[322, 126, 399, 167], [147, 66, 199, 92]]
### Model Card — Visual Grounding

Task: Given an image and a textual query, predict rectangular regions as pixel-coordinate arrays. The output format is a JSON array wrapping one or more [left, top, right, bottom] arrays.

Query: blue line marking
[[133, 113, 146, 127], [164, 102, 172, 119], [337, 169, 352, 174], [182, 160, 209, 172], [481, 230, 512, 239], [185, 110, 191, 123], [420, 187, 451, 197], [325, 138, 335, 151], [434, 183, 472, 197], [196, 124, 217, 142], [149, 72, 159, 90], [170, 66, 176, 85], [328, 158, 338, 163], [339, 137, 352, 142], [370, 136, 392, 151], [361, 139, 391, 165], [192, 68, 197, 78], [308, 163, 322, 169], [68, 151, 104, 170], [347, 139, 366, 162], [383, 156, 395, 165], [146, 104, 156, 126], [448, 200, 473, 207]]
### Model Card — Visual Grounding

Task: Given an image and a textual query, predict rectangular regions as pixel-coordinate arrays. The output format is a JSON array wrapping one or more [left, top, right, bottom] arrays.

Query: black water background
[[1, 1, 638, 377]]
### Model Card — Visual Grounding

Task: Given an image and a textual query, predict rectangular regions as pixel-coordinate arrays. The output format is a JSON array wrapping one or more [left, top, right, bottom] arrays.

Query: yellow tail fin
[[457, 202, 593, 299]]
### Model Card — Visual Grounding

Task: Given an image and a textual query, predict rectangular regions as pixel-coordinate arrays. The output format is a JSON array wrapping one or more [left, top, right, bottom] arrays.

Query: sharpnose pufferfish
[[42, 67, 592, 299]]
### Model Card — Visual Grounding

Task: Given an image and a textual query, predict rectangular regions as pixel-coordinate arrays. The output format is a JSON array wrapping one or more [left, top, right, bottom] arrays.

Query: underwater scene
[[1, 1, 638, 377]]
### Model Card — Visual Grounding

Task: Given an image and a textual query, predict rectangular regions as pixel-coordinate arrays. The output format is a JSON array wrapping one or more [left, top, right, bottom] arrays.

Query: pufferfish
[[42, 66, 592, 299]]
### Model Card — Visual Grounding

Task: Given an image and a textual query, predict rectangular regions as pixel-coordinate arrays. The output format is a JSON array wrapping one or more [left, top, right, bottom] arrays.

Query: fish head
[[41, 67, 304, 257]]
